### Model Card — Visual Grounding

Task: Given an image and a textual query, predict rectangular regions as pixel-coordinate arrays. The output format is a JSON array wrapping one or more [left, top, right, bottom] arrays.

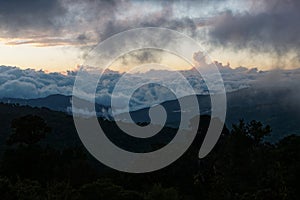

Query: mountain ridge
[[1, 88, 299, 141]]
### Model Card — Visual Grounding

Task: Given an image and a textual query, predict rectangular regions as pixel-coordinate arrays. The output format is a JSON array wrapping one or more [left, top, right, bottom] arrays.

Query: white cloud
[[0, 65, 74, 99], [1, 64, 300, 113]]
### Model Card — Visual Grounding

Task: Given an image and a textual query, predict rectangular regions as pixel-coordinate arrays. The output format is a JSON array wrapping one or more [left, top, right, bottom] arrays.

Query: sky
[[0, 0, 299, 72]]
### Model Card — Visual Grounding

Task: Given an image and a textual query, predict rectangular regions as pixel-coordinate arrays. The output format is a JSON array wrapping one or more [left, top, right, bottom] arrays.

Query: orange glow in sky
[[0, 40, 298, 73]]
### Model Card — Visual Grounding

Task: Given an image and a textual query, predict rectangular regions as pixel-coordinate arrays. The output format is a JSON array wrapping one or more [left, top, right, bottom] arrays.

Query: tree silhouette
[[7, 115, 51, 145], [232, 119, 271, 144]]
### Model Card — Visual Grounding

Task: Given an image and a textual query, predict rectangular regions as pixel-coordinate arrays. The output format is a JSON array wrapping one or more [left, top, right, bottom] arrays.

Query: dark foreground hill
[[0, 103, 79, 153], [0, 102, 209, 153], [0, 103, 299, 199]]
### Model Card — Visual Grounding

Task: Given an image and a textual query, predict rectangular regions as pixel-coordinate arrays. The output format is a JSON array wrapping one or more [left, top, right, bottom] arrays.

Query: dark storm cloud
[[0, 0, 66, 37], [208, 0, 300, 61], [0, 0, 122, 45], [3, 0, 298, 63], [64, 0, 127, 41], [97, 2, 207, 41], [0, 0, 220, 46], [119, 50, 162, 66]]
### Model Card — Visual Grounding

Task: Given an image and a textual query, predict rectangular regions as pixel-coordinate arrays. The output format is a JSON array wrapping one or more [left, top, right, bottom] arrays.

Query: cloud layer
[[1, 62, 300, 113], [0, 0, 66, 39], [208, 0, 300, 65], [0, 66, 74, 99], [1, 0, 299, 68]]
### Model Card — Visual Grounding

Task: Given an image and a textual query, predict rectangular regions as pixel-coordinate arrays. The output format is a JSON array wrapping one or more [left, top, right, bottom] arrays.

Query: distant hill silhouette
[[0, 94, 72, 112], [1, 87, 300, 141], [0, 94, 110, 117], [124, 88, 300, 141]]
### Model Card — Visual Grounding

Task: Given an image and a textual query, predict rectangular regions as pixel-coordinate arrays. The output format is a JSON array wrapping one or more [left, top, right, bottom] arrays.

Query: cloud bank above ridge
[[1, 62, 300, 113]]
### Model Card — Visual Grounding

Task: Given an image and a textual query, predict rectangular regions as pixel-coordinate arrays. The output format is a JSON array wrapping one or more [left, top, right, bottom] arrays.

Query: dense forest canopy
[[0, 103, 299, 199]]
